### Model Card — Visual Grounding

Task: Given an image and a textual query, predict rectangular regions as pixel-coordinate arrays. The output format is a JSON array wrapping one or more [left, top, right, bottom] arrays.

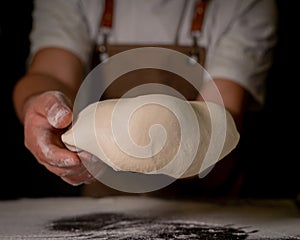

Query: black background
[[0, 0, 299, 199]]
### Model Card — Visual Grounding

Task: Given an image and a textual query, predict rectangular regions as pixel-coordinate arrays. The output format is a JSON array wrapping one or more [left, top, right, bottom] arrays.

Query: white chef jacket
[[29, 0, 278, 107]]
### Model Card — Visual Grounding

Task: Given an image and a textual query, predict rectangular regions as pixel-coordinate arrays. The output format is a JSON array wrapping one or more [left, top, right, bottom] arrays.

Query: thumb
[[46, 91, 73, 129]]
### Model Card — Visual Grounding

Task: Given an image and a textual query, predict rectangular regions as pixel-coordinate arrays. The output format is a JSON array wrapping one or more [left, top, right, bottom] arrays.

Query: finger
[[43, 159, 94, 184], [60, 169, 95, 186], [45, 91, 73, 129], [36, 134, 81, 168]]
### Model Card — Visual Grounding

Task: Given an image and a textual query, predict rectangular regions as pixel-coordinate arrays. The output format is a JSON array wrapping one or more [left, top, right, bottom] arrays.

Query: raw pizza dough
[[61, 94, 239, 178]]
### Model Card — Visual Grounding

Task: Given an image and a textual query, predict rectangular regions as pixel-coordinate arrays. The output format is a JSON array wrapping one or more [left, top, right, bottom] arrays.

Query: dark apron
[[93, 44, 205, 101]]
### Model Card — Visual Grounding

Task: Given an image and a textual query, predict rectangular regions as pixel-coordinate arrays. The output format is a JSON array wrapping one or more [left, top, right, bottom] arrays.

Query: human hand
[[22, 90, 95, 185]]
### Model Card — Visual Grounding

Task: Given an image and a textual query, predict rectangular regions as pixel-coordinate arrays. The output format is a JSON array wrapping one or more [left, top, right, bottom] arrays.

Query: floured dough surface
[[62, 94, 239, 178]]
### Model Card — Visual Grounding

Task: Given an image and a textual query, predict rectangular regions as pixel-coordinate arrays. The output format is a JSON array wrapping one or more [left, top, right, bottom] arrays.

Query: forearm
[[13, 47, 84, 123], [196, 78, 249, 131], [12, 73, 77, 123]]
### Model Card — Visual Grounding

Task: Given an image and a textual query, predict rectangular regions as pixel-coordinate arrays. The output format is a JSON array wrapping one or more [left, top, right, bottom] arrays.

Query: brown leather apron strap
[[100, 0, 114, 29], [190, 0, 206, 61], [96, 0, 114, 62], [191, 0, 206, 34]]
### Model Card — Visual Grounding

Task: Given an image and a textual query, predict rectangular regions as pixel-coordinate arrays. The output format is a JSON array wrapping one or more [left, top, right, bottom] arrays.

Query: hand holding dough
[[61, 94, 239, 179]]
